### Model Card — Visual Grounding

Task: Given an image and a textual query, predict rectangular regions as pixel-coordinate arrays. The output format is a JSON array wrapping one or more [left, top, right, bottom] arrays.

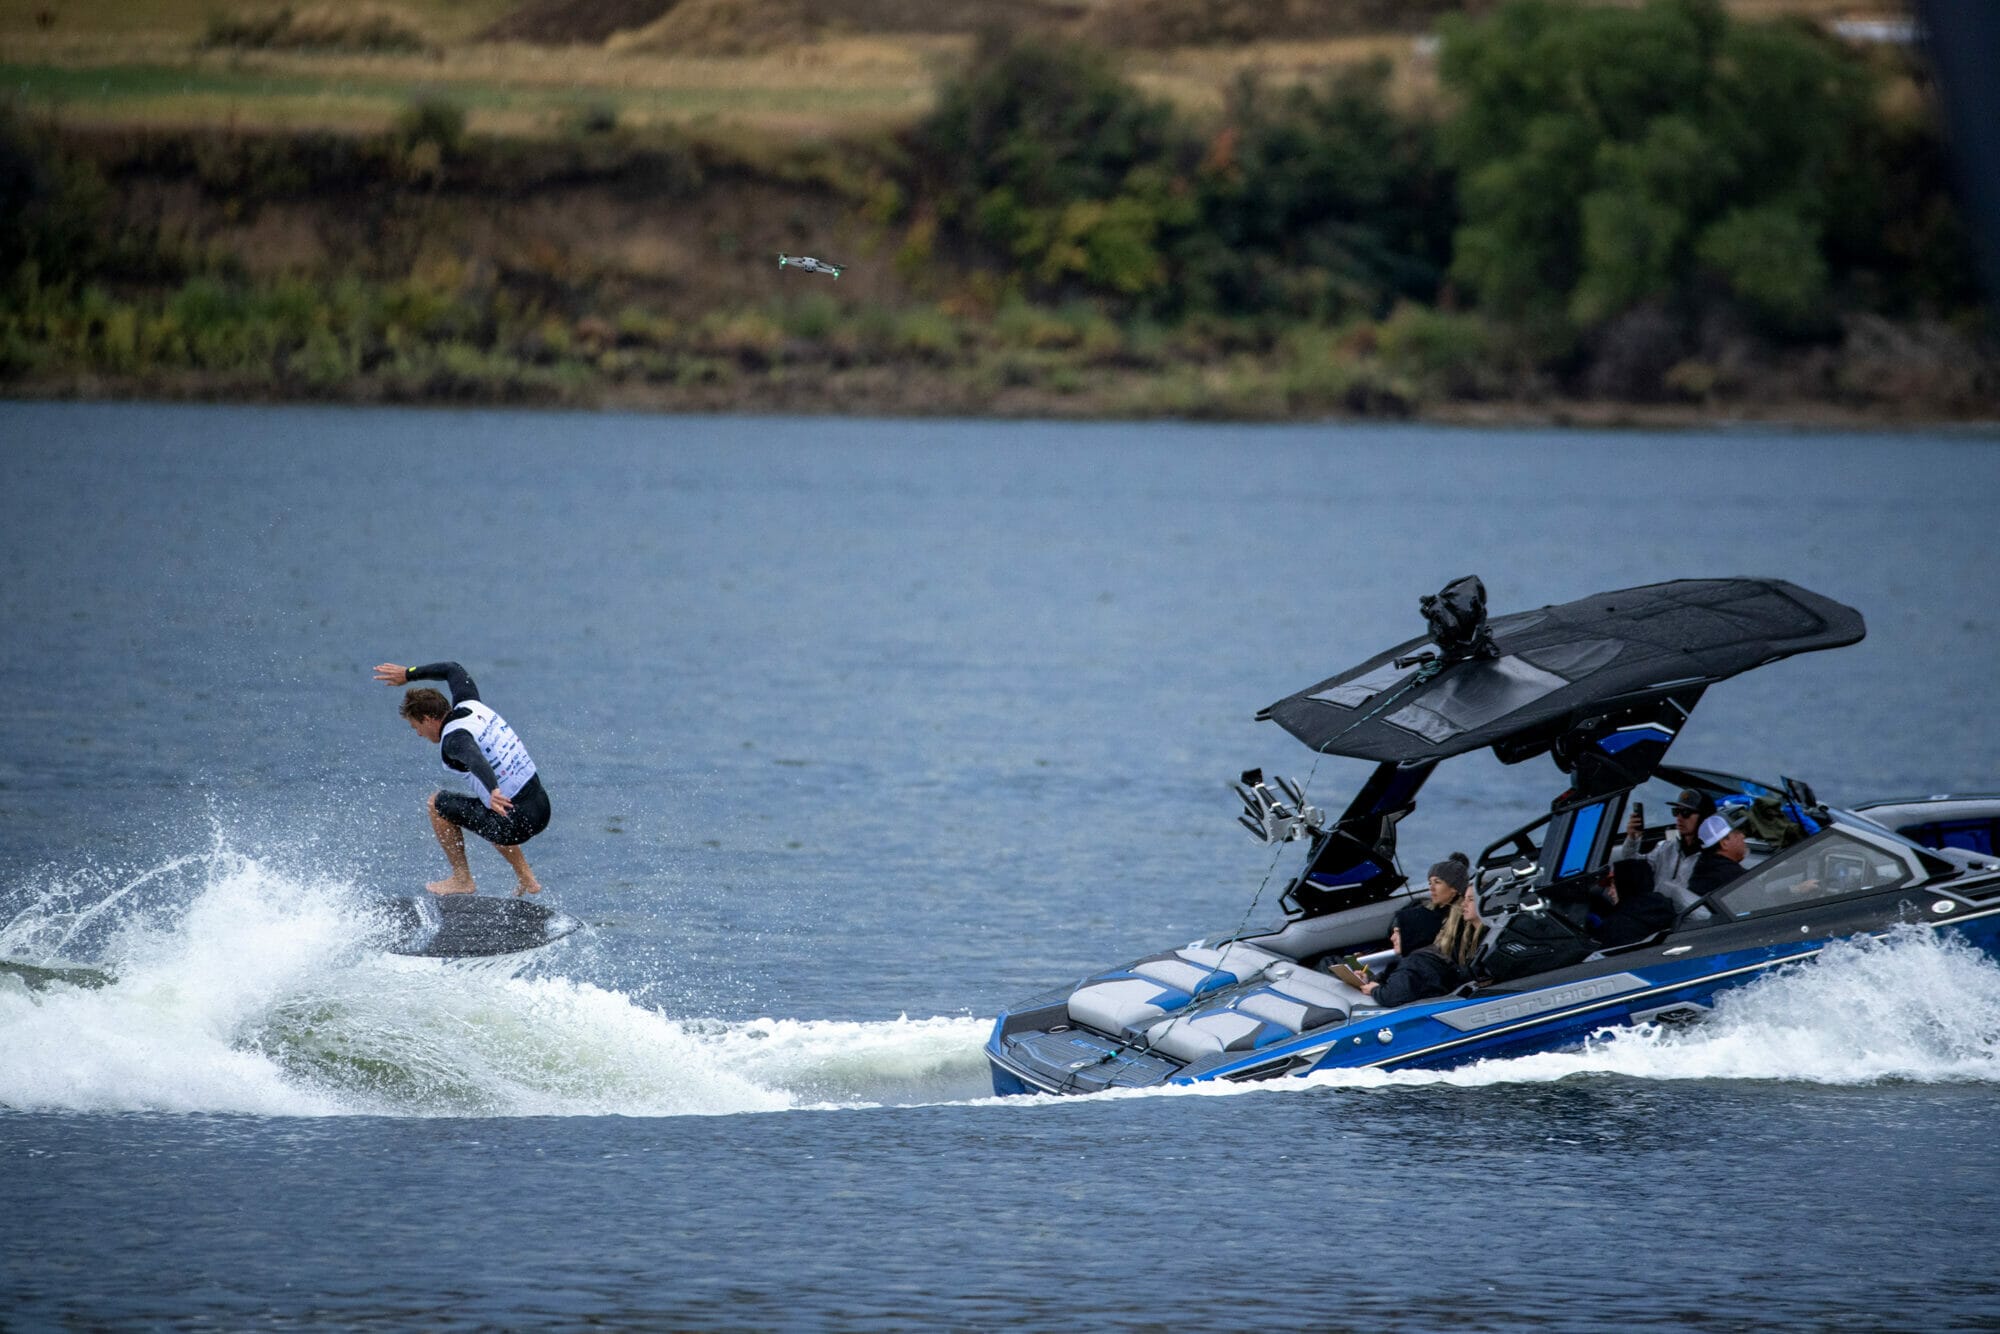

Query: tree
[[914, 33, 1191, 300], [1182, 63, 1453, 320], [1438, 0, 1875, 338]]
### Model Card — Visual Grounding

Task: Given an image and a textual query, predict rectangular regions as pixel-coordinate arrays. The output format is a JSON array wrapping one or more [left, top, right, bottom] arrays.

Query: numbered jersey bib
[[441, 699, 537, 801]]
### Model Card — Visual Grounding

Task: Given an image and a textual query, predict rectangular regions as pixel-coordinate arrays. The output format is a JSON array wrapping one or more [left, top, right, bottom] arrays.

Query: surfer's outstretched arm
[[375, 660, 480, 705]]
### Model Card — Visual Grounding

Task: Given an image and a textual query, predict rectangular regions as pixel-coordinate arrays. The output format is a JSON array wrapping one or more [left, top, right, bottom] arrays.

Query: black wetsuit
[[410, 661, 551, 846]]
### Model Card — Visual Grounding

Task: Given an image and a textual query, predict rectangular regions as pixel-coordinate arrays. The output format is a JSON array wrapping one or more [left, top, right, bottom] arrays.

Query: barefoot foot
[[511, 878, 543, 898], [426, 875, 477, 896]]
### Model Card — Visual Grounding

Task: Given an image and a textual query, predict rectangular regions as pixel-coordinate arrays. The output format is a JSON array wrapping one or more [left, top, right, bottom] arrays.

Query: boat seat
[[1066, 942, 1285, 1036], [1141, 963, 1377, 1064]]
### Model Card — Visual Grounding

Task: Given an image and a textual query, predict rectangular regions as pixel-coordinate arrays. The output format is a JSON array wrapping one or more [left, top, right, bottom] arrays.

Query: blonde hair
[[1431, 897, 1486, 969]]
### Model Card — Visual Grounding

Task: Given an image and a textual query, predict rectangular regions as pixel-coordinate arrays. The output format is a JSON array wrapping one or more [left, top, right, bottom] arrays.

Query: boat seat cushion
[[1065, 943, 1284, 1036], [1141, 965, 1375, 1063], [1067, 977, 1183, 1035], [1235, 989, 1345, 1034], [1143, 1010, 1268, 1062]]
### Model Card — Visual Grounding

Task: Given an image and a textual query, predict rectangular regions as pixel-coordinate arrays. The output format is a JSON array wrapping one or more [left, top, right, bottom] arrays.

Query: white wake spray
[[8, 848, 1999, 1117], [0, 847, 989, 1117]]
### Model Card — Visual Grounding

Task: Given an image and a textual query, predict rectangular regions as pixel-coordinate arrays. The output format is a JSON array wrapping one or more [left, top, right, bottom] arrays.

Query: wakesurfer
[[374, 660, 550, 897]]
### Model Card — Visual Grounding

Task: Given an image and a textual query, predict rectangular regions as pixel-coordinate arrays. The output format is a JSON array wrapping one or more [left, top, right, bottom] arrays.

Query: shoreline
[[10, 377, 1996, 433]]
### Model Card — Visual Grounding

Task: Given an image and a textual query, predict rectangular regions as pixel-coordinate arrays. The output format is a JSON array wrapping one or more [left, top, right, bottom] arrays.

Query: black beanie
[[1428, 853, 1471, 894]]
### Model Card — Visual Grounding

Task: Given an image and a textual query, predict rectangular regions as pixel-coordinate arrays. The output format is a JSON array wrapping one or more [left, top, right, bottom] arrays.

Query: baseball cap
[[1670, 788, 1717, 819], [1697, 812, 1742, 848]]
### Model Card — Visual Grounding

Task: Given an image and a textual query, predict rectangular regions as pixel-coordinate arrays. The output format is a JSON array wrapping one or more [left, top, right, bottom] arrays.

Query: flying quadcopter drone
[[778, 254, 844, 279]]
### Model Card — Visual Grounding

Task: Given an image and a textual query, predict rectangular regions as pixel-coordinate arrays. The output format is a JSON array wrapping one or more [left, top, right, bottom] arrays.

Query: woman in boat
[[1360, 854, 1486, 1007]]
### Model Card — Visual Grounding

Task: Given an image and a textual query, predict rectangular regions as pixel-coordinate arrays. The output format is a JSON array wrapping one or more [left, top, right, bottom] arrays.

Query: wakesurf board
[[0, 958, 115, 991], [376, 893, 579, 958]]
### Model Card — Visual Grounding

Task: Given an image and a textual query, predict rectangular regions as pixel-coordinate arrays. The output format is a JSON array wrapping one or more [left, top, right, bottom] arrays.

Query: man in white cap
[[1687, 810, 1750, 900]]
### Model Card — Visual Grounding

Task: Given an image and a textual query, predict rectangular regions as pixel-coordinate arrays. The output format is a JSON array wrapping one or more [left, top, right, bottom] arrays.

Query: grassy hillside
[[3, 0, 1909, 136], [2, 0, 1985, 423]]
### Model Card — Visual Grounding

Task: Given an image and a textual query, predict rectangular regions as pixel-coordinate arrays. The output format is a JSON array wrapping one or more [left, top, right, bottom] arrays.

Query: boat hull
[[986, 892, 2000, 1096]]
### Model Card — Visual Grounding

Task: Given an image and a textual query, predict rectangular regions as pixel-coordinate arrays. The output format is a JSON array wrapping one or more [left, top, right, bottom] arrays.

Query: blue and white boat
[[986, 577, 2000, 1096]]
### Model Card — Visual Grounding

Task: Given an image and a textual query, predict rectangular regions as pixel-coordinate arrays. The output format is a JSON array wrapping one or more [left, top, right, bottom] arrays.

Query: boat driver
[[375, 660, 550, 897], [1686, 811, 1750, 900]]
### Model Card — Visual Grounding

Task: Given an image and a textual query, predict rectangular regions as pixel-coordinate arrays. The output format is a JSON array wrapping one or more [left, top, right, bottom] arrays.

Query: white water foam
[[1422, 924, 2000, 1089], [0, 848, 989, 1117], [11, 850, 1999, 1117]]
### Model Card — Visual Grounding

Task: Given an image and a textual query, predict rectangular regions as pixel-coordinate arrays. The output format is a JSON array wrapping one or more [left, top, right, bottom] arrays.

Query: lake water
[[4, 401, 2000, 1329]]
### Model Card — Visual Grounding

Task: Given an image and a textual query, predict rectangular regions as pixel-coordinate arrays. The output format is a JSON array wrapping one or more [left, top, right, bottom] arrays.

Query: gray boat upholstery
[[1065, 942, 1285, 1036], [1244, 893, 1419, 960], [1141, 962, 1377, 1064]]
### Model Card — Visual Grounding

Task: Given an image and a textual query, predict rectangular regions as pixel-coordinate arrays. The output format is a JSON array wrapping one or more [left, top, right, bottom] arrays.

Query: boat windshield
[[1706, 828, 1919, 920]]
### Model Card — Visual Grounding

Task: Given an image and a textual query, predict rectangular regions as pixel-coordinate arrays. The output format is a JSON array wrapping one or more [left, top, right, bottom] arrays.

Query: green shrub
[[892, 308, 962, 363], [697, 311, 785, 366], [915, 33, 1191, 304], [1438, 0, 1877, 337], [393, 97, 467, 155], [919, 33, 1183, 220], [1374, 304, 1498, 398], [291, 327, 357, 389], [1182, 63, 1451, 320], [782, 292, 841, 341], [1696, 206, 1829, 331], [0, 108, 112, 285], [614, 306, 678, 348]]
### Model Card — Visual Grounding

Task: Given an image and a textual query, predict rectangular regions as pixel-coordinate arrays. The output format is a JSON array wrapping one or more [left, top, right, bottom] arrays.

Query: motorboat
[[986, 577, 2000, 1096]]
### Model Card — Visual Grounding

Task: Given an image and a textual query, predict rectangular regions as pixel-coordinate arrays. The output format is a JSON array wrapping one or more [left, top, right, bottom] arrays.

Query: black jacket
[[1687, 849, 1748, 900], [1589, 888, 1678, 946]]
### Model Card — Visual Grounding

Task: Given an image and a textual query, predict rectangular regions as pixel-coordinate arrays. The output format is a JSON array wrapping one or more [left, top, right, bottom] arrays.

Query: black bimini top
[[1258, 578, 1865, 764]]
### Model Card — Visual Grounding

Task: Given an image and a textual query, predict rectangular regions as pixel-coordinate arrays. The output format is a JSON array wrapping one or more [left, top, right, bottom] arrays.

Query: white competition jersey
[[441, 699, 538, 801]]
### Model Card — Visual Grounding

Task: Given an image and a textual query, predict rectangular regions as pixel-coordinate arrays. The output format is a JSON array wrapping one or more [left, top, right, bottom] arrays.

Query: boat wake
[[0, 846, 990, 1117], [1117, 925, 2000, 1105], [1436, 924, 2000, 1089], [7, 847, 1999, 1117]]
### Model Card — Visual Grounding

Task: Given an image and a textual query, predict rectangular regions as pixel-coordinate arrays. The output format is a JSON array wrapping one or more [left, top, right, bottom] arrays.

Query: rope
[[1092, 655, 1456, 1079]]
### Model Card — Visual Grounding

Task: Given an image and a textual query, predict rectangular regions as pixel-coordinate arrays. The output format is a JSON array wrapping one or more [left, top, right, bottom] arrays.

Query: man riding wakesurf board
[[374, 661, 550, 897]]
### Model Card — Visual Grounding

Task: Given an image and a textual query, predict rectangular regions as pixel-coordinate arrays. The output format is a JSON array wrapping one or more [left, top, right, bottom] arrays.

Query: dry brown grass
[[1129, 36, 1441, 117], [0, 0, 1919, 138], [612, 0, 815, 56], [2, 0, 519, 43], [1077, 0, 1480, 48]]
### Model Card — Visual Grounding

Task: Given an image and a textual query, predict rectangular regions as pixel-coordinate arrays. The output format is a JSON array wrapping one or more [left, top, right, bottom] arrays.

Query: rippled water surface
[[4, 402, 2000, 1329]]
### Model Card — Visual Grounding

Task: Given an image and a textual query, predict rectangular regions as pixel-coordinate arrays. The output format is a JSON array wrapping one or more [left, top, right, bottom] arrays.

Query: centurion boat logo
[[1433, 973, 1650, 1032]]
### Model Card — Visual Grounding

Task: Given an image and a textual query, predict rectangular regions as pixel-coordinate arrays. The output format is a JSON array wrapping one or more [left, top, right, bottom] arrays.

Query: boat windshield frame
[[1691, 818, 1942, 924]]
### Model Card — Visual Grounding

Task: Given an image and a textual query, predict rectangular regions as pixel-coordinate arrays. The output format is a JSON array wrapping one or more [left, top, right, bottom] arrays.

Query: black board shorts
[[433, 776, 551, 846]]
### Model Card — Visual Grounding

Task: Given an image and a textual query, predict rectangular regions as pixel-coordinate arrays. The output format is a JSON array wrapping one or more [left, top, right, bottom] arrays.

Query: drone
[[778, 254, 844, 279]]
